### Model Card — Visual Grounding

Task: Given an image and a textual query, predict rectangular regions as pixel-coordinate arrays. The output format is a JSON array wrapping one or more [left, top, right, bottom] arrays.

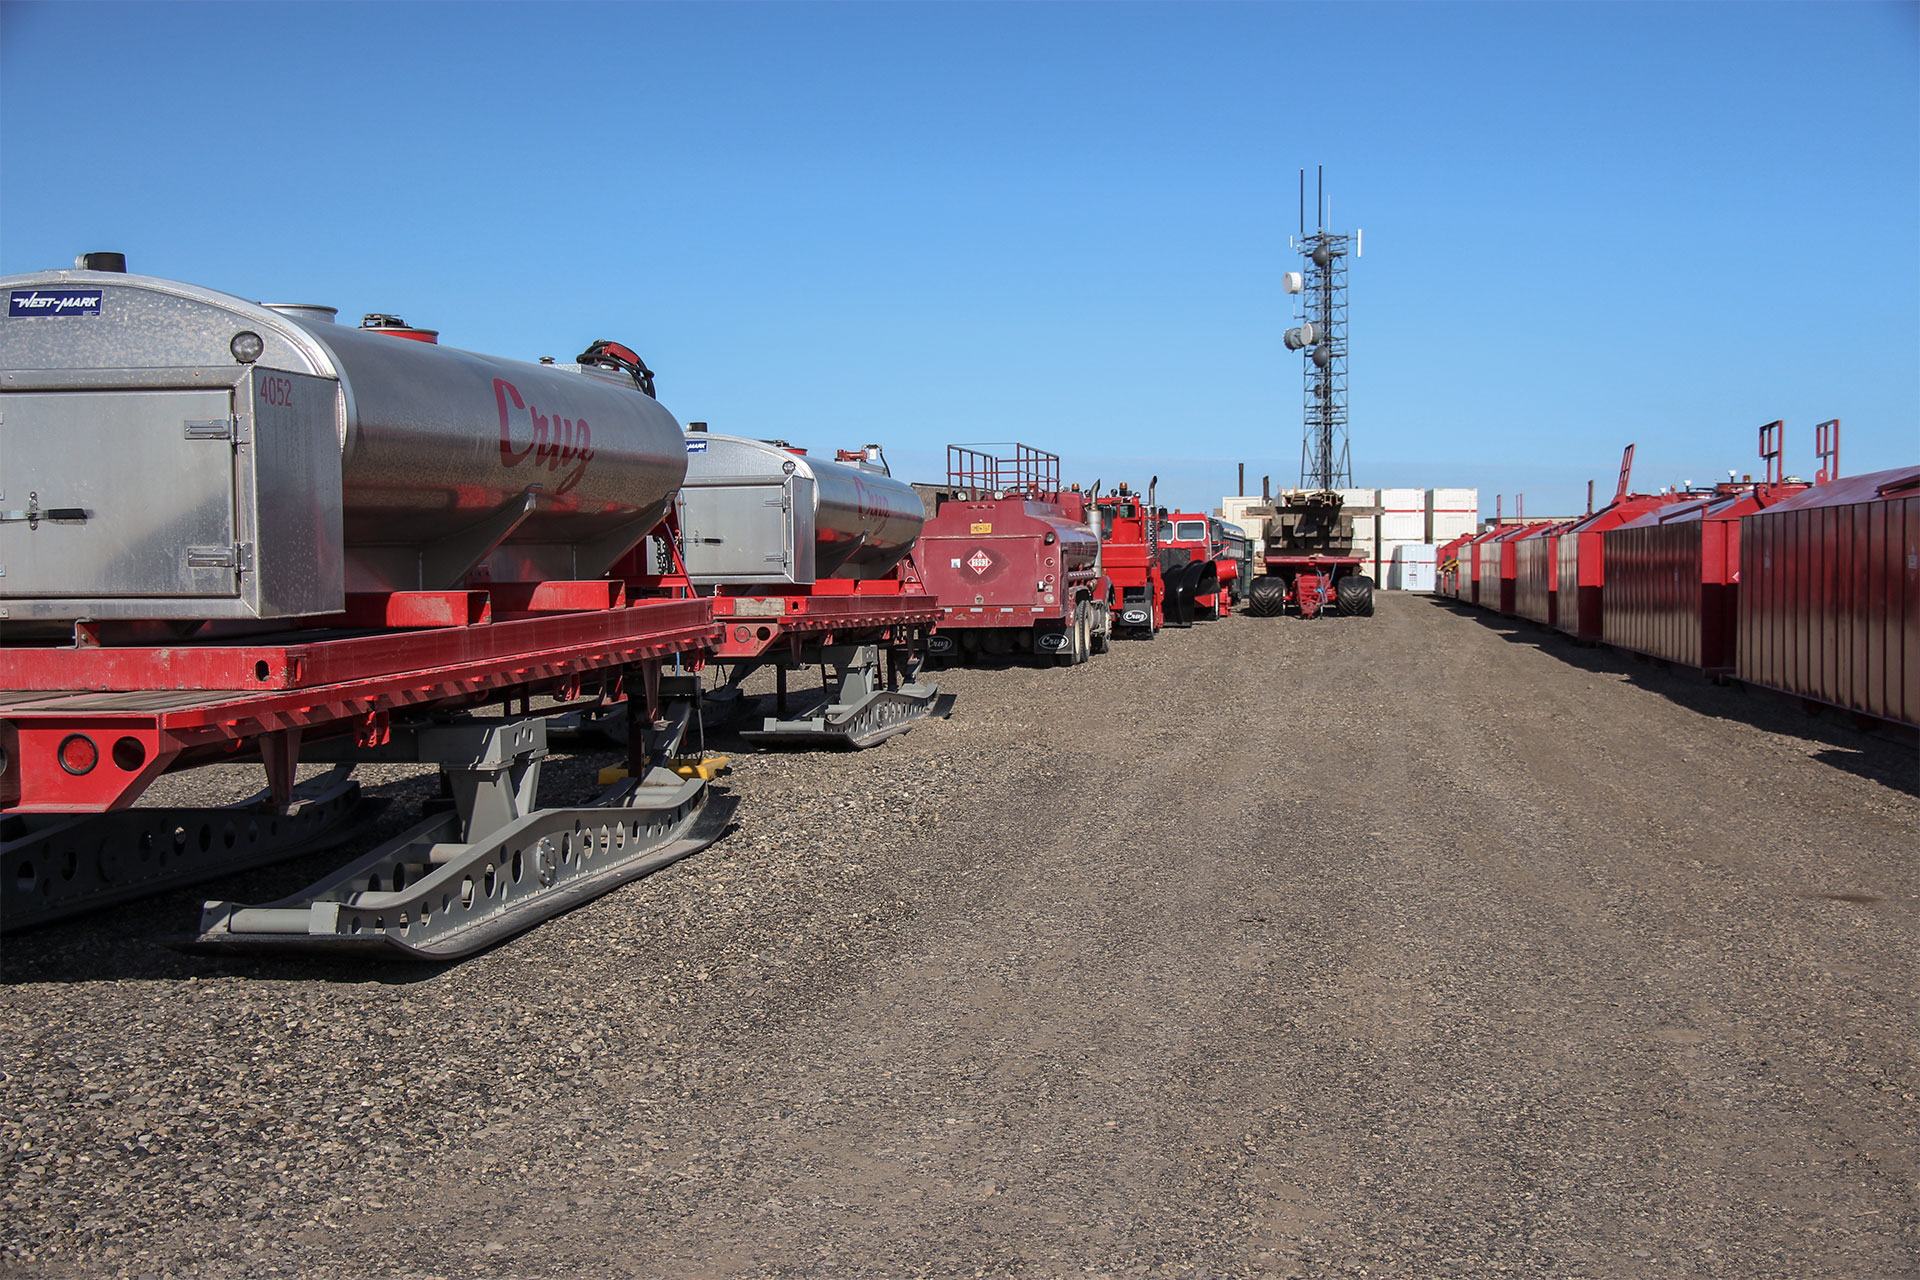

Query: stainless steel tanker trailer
[[0, 257, 735, 957], [673, 430, 949, 746]]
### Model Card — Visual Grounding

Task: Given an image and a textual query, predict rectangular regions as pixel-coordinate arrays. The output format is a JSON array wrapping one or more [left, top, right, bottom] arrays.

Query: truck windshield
[[1174, 521, 1206, 542]]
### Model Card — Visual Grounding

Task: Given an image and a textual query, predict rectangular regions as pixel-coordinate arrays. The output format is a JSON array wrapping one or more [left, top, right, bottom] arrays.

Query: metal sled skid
[[742, 682, 954, 749], [189, 717, 736, 959]]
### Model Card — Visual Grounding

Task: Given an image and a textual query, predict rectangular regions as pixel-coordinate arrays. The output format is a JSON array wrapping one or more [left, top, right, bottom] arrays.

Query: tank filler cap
[[265, 303, 340, 325], [360, 313, 440, 343], [75, 251, 127, 273]]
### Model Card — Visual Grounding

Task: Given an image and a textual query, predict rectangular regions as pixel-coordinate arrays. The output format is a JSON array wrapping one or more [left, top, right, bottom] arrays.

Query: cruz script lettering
[[494, 378, 595, 496]]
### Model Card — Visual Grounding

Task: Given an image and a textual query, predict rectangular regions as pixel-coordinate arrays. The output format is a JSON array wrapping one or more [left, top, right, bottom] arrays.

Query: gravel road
[[3, 592, 1915, 1279]]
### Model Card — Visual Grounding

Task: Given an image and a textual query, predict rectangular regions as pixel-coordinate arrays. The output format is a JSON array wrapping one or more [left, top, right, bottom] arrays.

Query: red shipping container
[[1454, 528, 1500, 604], [1602, 485, 1804, 672], [1476, 524, 1548, 616], [1435, 532, 1476, 598], [1738, 465, 1920, 728], [1513, 522, 1572, 627], [1553, 494, 1694, 641]]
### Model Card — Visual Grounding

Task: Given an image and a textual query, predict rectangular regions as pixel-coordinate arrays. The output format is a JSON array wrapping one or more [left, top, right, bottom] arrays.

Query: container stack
[[1427, 489, 1479, 546], [1378, 488, 1426, 584], [1339, 487, 1380, 579]]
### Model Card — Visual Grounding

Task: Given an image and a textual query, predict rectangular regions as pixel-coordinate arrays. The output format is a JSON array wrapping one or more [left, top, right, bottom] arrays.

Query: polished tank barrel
[[678, 433, 925, 585], [0, 268, 687, 620]]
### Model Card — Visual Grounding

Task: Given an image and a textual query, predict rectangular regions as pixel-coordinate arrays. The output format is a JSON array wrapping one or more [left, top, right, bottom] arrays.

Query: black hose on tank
[[576, 339, 657, 398]]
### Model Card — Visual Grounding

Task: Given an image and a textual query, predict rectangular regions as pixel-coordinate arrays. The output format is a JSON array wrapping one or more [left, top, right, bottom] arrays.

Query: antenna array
[[1285, 165, 1353, 493]]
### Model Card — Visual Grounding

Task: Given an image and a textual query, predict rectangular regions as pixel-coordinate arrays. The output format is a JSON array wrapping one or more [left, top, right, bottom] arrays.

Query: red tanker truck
[[917, 444, 1112, 665]]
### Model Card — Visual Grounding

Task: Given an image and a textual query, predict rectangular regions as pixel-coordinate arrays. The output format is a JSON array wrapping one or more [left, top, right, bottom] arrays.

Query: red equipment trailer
[[916, 445, 1111, 664], [1452, 527, 1504, 606], [1435, 532, 1477, 600], [1475, 522, 1554, 616], [1159, 511, 1237, 618], [1552, 445, 1694, 641], [2, 527, 731, 954], [1094, 482, 1169, 635], [1603, 481, 1806, 673], [1512, 520, 1574, 627], [1738, 460, 1920, 729], [1601, 428, 1818, 674]]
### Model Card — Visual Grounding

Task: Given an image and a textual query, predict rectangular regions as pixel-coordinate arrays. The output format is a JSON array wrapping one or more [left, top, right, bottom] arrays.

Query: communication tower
[[1282, 166, 1356, 493]]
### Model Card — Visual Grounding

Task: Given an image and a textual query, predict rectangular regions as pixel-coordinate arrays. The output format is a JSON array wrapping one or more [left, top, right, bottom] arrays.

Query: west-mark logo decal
[[9, 289, 103, 318], [686, 440, 708, 453]]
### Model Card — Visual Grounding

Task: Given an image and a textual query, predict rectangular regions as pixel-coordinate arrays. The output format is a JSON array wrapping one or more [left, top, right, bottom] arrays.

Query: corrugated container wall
[[1737, 466, 1920, 728], [1512, 523, 1564, 627], [1602, 497, 1720, 670], [1552, 495, 1693, 640]]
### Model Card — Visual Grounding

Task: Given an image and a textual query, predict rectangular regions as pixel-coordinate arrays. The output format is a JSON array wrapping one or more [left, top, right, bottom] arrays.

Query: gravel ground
[[2, 592, 1915, 1279]]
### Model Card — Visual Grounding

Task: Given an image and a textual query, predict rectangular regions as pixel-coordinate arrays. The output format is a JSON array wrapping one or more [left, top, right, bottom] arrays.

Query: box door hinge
[[185, 416, 241, 441]]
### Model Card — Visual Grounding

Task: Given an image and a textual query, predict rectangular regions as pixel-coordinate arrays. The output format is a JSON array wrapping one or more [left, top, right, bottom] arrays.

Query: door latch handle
[[0, 492, 88, 529]]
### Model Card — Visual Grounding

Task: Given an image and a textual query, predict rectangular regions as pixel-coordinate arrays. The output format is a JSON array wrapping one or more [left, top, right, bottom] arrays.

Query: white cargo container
[[1376, 488, 1423, 542], [1380, 511, 1423, 541], [1338, 487, 1380, 510], [1426, 488, 1479, 543], [1379, 540, 1423, 586], [1387, 543, 1438, 591]]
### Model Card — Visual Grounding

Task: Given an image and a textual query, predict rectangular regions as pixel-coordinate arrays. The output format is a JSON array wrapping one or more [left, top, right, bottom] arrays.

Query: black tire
[[1051, 604, 1082, 667], [1247, 576, 1288, 617], [1163, 566, 1194, 628], [1194, 562, 1221, 618], [1336, 574, 1375, 617]]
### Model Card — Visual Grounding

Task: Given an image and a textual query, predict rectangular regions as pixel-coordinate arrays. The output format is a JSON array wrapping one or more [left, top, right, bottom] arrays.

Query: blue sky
[[3, 1, 1914, 518]]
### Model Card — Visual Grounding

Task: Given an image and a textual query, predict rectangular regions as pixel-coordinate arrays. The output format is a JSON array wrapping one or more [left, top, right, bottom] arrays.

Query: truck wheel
[[1055, 603, 1089, 666], [1090, 604, 1112, 653], [1247, 576, 1287, 617], [1336, 574, 1375, 617]]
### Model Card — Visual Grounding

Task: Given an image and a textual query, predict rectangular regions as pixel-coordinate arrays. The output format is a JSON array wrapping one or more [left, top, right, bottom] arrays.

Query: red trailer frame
[[3, 525, 742, 954], [701, 551, 949, 744]]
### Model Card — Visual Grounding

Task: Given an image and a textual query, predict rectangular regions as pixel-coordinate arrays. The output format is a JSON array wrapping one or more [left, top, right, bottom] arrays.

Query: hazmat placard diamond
[[967, 549, 993, 574]]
